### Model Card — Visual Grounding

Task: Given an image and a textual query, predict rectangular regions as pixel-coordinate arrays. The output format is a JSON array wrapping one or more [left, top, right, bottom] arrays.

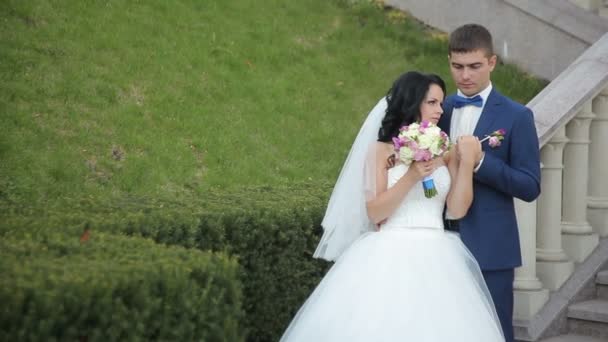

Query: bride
[[280, 71, 505, 341]]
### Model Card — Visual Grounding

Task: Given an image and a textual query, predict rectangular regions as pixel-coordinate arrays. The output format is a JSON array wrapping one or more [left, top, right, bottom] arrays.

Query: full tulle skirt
[[280, 227, 505, 342]]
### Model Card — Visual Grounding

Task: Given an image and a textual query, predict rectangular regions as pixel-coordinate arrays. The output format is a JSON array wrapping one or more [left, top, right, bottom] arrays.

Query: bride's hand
[[407, 160, 434, 181], [456, 136, 481, 167]]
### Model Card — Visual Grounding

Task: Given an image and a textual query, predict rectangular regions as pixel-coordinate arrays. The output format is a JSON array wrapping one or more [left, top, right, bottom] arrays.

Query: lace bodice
[[381, 164, 451, 231]]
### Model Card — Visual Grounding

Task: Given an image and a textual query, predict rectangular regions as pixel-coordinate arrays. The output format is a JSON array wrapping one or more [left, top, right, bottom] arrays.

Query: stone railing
[[512, 31, 608, 340]]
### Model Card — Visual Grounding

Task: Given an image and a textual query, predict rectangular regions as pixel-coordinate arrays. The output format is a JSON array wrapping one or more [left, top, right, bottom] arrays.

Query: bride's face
[[419, 84, 444, 125]]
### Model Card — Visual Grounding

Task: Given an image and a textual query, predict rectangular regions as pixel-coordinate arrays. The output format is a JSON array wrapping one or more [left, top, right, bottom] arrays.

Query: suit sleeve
[[474, 107, 541, 202]]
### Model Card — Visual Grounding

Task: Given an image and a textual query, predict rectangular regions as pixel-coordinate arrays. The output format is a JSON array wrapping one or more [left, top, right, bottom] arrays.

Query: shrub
[[0, 182, 332, 341], [0, 229, 244, 341]]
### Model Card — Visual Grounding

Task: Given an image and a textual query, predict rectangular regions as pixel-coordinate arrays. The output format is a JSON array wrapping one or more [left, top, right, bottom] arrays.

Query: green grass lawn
[[0, 0, 546, 208]]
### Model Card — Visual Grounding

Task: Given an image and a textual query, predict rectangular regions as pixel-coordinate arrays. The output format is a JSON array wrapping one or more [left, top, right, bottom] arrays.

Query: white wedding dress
[[280, 164, 505, 342]]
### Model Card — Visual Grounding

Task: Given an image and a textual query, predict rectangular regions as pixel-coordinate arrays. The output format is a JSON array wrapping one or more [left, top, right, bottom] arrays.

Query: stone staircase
[[539, 266, 608, 342], [532, 4, 608, 340], [570, 0, 608, 18], [541, 335, 605, 342]]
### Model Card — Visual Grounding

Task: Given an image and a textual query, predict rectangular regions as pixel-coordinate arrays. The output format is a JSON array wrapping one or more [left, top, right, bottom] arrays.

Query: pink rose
[[488, 136, 501, 148], [393, 137, 404, 150], [414, 148, 432, 161]]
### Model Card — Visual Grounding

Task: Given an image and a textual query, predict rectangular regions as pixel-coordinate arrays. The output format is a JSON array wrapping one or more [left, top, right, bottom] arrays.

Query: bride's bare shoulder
[[372, 141, 393, 158]]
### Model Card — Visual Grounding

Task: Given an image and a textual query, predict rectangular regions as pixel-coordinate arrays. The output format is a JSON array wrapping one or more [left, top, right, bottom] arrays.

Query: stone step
[[599, 270, 608, 299], [567, 319, 608, 340], [568, 299, 608, 323], [599, 285, 608, 300], [568, 299, 608, 339], [597, 270, 608, 285], [540, 334, 606, 342]]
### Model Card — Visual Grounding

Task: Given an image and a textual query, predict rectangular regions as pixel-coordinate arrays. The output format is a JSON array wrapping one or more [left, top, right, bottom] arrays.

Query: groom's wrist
[[474, 152, 485, 173]]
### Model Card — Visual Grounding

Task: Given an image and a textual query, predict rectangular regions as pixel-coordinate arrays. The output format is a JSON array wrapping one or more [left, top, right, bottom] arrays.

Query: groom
[[438, 24, 541, 341]]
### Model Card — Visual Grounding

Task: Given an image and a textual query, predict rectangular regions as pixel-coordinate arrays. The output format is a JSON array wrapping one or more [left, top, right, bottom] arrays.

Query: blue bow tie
[[452, 94, 483, 108]]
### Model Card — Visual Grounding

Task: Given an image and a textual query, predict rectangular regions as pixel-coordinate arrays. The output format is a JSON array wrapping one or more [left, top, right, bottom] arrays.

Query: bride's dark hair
[[377, 71, 446, 142]]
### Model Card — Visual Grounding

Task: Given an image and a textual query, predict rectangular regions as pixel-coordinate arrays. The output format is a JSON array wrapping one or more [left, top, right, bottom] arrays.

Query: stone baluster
[[562, 102, 599, 262], [514, 199, 548, 320], [588, 88, 608, 237], [536, 127, 574, 290]]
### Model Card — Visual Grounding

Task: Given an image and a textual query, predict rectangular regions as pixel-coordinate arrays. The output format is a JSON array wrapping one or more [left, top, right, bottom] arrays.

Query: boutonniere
[[479, 129, 506, 148]]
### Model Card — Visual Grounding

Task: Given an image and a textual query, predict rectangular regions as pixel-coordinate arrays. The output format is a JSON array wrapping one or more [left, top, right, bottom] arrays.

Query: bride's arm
[[366, 142, 431, 224], [445, 138, 478, 219]]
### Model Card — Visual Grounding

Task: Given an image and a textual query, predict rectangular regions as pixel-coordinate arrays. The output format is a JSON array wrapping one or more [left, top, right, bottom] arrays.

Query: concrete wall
[[384, 0, 608, 81]]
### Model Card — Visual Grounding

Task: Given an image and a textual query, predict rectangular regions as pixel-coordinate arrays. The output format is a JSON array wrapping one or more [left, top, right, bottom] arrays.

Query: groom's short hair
[[448, 24, 494, 57]]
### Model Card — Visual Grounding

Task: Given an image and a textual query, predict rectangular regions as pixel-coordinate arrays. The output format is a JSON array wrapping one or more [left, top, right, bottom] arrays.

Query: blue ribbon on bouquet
[[422, 176, 437, 198]]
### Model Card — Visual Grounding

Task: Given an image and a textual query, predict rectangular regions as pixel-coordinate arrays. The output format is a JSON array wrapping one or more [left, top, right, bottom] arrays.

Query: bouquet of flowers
[[392, 120, 451, 198]]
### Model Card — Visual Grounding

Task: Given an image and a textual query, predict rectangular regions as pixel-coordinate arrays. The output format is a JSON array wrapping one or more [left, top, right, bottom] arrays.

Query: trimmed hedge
[[0, 229, 244, 341], [0, 183, 332, 341]]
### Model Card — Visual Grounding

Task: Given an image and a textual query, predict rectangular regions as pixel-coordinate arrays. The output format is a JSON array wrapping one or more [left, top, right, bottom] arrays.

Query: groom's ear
[[488, 55, 497, 71]]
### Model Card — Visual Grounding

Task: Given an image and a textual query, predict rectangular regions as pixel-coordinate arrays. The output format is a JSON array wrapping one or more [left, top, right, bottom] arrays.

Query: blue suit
[[439, 88, 541, 341]]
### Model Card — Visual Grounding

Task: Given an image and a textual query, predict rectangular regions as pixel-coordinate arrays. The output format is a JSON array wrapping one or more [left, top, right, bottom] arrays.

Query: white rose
[[399, 147, 414, 164], [429, 142, 442, 156], [417, 134, 434, 149], [426, 126, 441, 137], [404, 129, 419, 139]]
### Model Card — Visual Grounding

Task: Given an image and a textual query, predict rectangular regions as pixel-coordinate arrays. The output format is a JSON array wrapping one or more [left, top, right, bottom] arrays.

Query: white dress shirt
[[449, 83, 493, 142], [445, 84, 492, 221]]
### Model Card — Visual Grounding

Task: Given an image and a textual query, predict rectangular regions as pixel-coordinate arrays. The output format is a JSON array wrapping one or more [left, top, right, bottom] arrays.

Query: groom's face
[[448, 49, 496, 97]]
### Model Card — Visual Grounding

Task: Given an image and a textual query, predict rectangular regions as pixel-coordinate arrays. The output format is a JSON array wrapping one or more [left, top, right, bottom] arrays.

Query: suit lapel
[[473, 89, 502, 139]]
